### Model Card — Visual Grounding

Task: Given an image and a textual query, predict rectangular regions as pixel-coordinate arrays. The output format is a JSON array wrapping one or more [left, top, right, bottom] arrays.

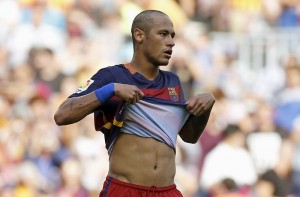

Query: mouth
[[164, 50, 172, 58]]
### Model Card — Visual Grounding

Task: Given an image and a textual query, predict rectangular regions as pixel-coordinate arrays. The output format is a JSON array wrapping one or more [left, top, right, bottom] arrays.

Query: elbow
[[179, 128, 204, 144], [188, 139, 199, 144], [54, 110, 67, 126], [182, 138, 198, 144], [180, 133, 200, 144]]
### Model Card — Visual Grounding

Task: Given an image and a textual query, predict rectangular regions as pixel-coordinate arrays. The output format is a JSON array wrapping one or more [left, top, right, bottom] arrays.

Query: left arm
[[179, 92, 215, 143]]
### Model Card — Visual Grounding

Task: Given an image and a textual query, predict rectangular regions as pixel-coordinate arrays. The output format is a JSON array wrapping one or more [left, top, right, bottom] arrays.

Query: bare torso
[[108, 133, 176, 187]]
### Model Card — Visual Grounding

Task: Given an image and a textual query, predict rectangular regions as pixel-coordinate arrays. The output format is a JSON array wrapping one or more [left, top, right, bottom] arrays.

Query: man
[[54, 10, 215, 197], [200, 125, 257, 191]]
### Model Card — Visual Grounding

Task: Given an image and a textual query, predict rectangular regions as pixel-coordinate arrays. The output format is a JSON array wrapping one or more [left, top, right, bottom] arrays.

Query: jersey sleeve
[[68, 67, 115, 98]]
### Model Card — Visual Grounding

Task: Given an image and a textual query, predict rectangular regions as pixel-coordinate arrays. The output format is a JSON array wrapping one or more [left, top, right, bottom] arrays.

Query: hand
[[114, 83, 144, 104], [186, 92, 215, 116]]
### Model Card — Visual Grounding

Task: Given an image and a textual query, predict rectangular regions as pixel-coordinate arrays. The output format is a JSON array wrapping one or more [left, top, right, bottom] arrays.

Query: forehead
[[150, 14, 174, 32]]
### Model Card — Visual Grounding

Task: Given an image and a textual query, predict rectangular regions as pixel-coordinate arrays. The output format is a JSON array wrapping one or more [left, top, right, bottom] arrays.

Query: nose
[[167, 36, 175, 47]]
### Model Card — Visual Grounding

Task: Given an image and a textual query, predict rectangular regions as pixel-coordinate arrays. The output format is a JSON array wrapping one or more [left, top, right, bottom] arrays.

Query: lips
[[164, 50, 172, 56], [164, 50, 172, 58]]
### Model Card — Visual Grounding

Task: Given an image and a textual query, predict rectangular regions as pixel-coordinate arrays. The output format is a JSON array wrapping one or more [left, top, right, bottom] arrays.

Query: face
[[286, 67, 300, 88], [142, 15, 175, 66]]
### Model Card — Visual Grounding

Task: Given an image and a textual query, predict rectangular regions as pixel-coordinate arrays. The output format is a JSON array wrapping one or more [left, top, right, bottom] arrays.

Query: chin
[[159, 64, 168, 67], [158, 60, 170, 66], [151, 57, 170, 66]]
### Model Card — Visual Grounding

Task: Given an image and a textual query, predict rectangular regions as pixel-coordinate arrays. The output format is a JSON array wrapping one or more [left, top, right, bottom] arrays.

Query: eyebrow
[[158, 30, 176, 37]]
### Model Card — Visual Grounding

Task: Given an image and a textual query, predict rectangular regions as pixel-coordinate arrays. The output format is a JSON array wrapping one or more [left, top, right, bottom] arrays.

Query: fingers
[[126, 87, 144, 104], [186, 98, 196, 110], [132, 91, 140, 103], [192, 105, 205, 116], [137, 89, 144, 97], [186, 97, 206, 116], [188, 104, 205, 116], [186, 93, 216, 116], [115, 83, 145, 104]]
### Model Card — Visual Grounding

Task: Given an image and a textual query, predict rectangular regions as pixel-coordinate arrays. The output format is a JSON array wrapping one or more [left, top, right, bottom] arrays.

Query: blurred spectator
[[274, 65, 300, 134], [55, 158, 89, 197], [0, 0, 21, 44], [7, 2, 66, 66], [28, 47, 66, 94], [210, 178, 250, 197], [251, 169, 289, 197], [15, 161, 41, 197], [199, 125, 257, 192], [246, 100, 282, 174], [21, 0, 66, 31], [277, 0, 300, 27], [72, 0, 106, 27]]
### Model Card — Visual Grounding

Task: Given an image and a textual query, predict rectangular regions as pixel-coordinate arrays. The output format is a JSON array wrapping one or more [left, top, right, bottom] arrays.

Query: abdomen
[[108, 133, 176, 187]]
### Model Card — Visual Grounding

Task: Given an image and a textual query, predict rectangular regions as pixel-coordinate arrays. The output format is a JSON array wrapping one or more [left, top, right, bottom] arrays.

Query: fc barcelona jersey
[[69, 64, 191, 154]]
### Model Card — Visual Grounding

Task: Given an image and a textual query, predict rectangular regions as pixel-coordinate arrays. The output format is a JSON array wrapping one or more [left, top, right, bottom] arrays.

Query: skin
[[54, 13, 215, 187]]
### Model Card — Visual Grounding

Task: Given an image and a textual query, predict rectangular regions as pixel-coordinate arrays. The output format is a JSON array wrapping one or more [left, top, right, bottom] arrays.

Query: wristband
[[95, 83, 114, 103]]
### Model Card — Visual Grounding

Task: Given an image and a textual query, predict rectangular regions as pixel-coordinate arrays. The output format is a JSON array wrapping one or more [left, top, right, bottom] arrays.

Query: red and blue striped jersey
[[69, 64, 189, 153]]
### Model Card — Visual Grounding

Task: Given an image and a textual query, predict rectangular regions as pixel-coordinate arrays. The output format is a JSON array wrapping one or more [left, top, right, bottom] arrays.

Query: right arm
[[54, 92, 100, 125], [54, 83, 144, 126]]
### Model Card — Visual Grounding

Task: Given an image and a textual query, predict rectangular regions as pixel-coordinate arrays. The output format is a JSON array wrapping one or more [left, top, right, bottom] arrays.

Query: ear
[[133, 28, 144, 43]]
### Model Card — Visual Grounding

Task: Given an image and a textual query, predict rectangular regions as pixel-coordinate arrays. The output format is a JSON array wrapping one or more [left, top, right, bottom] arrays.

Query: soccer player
[[54, 10, 215, 197]]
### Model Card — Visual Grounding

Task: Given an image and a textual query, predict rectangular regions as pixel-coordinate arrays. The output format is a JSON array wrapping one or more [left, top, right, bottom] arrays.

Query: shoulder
[[85, 64, 125, 86], [95, 64, 124, 74], [93, 64, 126, 78]]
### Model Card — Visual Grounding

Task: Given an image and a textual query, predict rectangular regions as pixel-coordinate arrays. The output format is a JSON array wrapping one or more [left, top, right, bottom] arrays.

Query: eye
[[159, 32, 167, 37]]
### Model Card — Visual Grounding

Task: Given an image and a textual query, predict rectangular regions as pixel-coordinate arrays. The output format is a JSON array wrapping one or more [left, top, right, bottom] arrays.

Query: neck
[[130, 56, 159, 80]]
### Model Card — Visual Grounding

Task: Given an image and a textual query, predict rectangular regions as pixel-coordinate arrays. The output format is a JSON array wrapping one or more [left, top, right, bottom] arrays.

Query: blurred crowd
[[1, 0, 300, 197]]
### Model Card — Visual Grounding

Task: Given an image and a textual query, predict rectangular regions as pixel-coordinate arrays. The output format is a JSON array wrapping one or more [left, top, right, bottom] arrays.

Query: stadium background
[[0, 0, 300, 196]]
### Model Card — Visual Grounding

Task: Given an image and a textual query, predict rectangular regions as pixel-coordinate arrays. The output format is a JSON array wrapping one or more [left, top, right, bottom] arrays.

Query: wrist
[[95, 83, 115, 103]]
